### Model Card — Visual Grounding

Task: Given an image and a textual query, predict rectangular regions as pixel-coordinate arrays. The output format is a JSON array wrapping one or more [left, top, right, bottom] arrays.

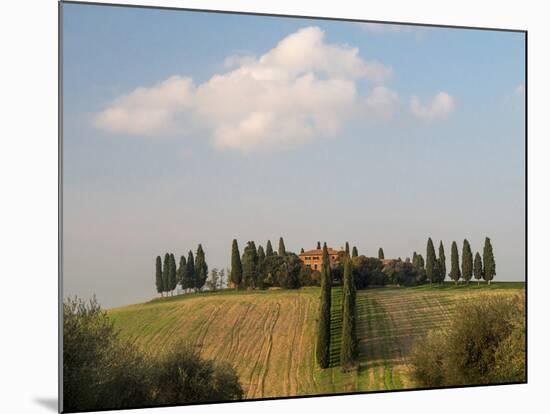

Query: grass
[[108, 282, 524, 399]]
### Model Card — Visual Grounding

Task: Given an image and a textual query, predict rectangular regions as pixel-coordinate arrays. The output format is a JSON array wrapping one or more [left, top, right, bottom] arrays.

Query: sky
[[62, 3, 526, 308]]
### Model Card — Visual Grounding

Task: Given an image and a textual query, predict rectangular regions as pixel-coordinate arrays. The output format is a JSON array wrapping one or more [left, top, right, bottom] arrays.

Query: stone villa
[[298, 247, 345, 271]]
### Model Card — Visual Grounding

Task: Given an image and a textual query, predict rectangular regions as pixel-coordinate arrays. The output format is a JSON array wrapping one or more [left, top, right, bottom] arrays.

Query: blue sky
[[62, 3, 525, 308]]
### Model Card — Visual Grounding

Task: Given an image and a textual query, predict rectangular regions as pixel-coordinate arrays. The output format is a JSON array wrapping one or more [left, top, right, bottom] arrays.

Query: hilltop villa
[[299, 247, 345, 271]]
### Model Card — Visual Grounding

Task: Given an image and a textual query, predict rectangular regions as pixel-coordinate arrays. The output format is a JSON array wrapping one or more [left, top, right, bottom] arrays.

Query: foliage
[[195, 244, 208, 291], [230, 239, 242, 288], [437, 241, 446, 283], [257, 246, 266, 288], [316, 244, 332, 368], [483, 237, 496, 284], [185, 250, 196, 291], [260, 252, 302, 288], [352, 246, 358, 257], [461, 239, 473, 283], [278, 237, 286, 256], [63, 296, 153, 411], [474, 252, 483, 284], [345, 242, 350, 255], [241, 241, 258, 288], [162, 253, 171, 293], [155, 256, 163, 295], [299, 265, 321, 286], [412, 253, 427, 284], [340, 257, 357, 370], [169, 253, 177, 292], [410, 294, 525, 387], [426, 238, 436, 283], [153, 343, 243, 405], [352, 256, 385, 288], [382, 259, 420, 286], [206, 268, 220, 291], [177, 255, 186, 289], [316, 241, 321, 249], [378, 247, 384, 260], [265, 240, 274, 256], [63, 297, 243, 412], [449, 241, 461, 284]]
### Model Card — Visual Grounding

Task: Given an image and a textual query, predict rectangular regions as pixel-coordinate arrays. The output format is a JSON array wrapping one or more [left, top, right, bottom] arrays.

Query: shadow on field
[[329, 288, 343, 368]]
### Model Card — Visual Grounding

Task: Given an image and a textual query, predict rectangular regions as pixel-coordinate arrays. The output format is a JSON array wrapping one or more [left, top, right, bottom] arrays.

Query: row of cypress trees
[[155, 244, 208, 296], [425, 237, 496, 285], [340, 255, 357, 370], [316, 243, 332, 368], [315, 243, 358, 370]]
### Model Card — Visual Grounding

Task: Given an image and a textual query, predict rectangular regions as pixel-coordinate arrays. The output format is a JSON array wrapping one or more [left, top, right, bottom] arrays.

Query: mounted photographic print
[[60, 1, 527, 412]]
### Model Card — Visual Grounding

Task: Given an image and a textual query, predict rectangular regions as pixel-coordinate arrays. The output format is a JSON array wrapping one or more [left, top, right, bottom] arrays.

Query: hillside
[[108, 283, 524, 399]]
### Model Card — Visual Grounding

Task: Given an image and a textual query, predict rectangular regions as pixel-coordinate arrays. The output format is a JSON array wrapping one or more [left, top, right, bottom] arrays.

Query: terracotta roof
[[299, 248, 343, 256]]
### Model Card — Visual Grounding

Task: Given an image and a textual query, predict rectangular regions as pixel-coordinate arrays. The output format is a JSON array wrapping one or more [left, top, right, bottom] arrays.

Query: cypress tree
[[474, 252, 483, 285], [340, 256, 357, 369], [450, 241, 461, 285], [155, 256, 163, 296], [257, 245, 266, 288], [438, 241, 446, 284], [483, 237, 496, 285], [230, 239, 243, 288], [177, 255, 187, 290], [412, 251, 418, 264], [378, 248, 385, 260], [316, 243, 332, 369], [300, 247, 305, 254], [265, 240, 274, 257], [317, 241, 321, 250], [195, 244, 208, 291], [352, 246, 358, 257], [278, 237, 286, 256], [257, 245, 265, 265], [426, 238, 436, 284], [461, 239, 473, 284], [242, 241, 258, 288], [433, 259, 442, 287], [345, 242, 350, 255], [169, 253, 177, 294], [417, 254, 425, 270], [185, 250, 195, 291], [162, 253, 170, 294]]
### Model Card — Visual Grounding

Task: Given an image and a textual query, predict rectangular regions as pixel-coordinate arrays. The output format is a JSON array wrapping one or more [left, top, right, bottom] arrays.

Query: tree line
[[424, 236, 496, 285], [155, 236, 496, 296], [351, 236, 496, 288], [155, 244, 209, 296], [229, 237, 319, 290]]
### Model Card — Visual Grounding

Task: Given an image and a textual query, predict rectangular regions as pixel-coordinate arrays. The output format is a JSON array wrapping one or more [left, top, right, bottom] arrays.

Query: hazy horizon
[[62, 4, 525, 308]]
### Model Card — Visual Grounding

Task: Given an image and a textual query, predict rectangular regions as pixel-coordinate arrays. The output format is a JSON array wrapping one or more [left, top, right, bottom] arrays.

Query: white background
[[0, 0, 547, 413]]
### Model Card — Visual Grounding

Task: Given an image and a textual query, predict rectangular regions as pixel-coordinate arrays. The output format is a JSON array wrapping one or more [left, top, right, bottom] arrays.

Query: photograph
[[60, 1, 526, 412]]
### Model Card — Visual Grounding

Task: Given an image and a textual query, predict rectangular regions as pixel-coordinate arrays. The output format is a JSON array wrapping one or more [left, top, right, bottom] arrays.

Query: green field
[[109, 283, 524, 399]]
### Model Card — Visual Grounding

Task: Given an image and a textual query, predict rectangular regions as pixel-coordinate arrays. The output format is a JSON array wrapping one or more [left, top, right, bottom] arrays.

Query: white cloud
[[94, 26, 445, 153], [94, 76, 196, 136], [364, 86, 400, 120], [410, 92, 456, 121]]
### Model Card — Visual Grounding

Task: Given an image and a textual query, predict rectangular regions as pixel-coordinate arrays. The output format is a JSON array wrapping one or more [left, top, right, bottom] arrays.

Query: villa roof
[[299, 248, 343, 256]]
